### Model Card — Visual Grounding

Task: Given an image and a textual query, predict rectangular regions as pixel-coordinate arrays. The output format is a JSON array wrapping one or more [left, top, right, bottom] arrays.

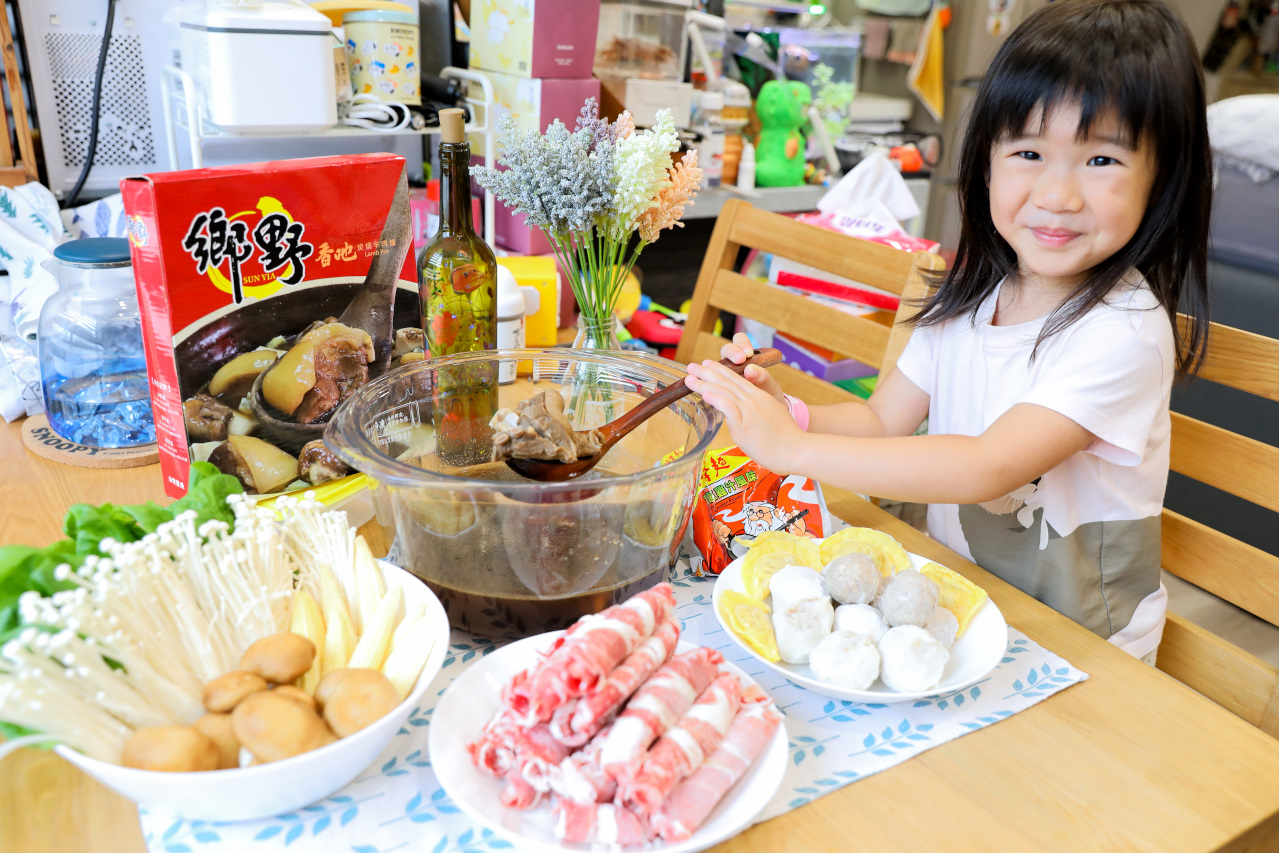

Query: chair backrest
[[0, 3, 38, 188], [675, 198, 946, 406], [1156, 319, 1279, 735]]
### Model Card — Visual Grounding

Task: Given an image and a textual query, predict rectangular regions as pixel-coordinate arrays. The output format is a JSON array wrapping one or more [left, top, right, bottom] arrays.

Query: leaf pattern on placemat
[[139, 560, 1088, 851]]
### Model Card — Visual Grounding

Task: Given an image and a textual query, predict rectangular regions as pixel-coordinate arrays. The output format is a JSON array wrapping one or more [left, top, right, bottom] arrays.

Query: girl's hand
[[719, 333, 784, 403], [686, 359, 803, 473]]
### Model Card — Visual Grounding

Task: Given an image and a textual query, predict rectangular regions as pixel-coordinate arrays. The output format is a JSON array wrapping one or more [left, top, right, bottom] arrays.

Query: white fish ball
[[833, 603, 888, 644], [769, 565, 826, 609], [878, 625, 948, 692], [809, 631, 880, 690], [821, 552, 881, 605], [772, 596, 834, 665], [879, 570, 940, 627], [924, 606, 959, 649]]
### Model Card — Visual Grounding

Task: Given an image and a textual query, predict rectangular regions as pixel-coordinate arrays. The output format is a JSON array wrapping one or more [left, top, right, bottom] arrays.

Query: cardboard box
[[469, 0, 601, 79], [597, 76, 693, 128], [495, 255, 560, 347], [122, 154, 418, 499], [773, 334, 877, 382], [468, 72, 600, 260]]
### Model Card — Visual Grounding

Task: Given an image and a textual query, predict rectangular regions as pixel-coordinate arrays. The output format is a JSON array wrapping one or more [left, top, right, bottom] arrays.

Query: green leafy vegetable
[[0, 464, 245, 643]]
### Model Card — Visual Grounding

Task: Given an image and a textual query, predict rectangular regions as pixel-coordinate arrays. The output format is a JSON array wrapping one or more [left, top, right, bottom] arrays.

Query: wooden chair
[[674, 198, 946, 406], [0, 2, 37, 188], [1155, 319, 1279, 735]]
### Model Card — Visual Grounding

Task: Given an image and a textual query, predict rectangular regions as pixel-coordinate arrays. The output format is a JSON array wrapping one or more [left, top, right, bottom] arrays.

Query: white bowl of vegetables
[[3, 495, 449, 822]]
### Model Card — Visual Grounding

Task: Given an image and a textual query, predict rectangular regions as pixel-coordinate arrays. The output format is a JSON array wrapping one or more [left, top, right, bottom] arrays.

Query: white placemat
[[139, 561, 1087, 852]]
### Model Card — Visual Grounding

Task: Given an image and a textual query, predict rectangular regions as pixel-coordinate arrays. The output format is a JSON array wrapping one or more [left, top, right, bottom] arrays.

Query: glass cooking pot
[[325, 349, 723, 637]]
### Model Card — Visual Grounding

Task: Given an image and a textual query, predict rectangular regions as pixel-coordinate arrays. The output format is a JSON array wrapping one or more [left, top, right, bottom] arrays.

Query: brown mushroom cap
[[314, 668, 356, 711], [271, 684, 318, 712], [239, 632, 316, 684], [191, 713, 241, 770], [202, 670, 269, 713], [321, 669, 399, 738], [122, 726, 220, 772], [231, 691, 327, 763]]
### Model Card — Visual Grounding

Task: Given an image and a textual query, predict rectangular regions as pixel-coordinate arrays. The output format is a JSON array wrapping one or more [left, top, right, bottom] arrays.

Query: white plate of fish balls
[[712, 529, 1007, 703]]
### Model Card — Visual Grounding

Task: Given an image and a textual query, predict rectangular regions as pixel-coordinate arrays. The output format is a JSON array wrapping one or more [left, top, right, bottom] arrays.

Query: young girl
[[684, 0, 1212, 662]]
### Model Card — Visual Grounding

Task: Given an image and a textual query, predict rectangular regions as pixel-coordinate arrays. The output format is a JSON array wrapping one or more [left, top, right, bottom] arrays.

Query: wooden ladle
[[505, 348, 783, 482]]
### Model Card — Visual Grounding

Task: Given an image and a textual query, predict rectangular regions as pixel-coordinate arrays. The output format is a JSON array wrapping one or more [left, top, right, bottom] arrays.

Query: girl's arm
[[715, 334, 927, 439], [684, 360, 1094, 504]]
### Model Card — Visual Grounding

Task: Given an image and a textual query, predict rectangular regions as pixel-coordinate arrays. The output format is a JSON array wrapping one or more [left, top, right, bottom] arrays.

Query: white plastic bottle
[[737, 142, 756, 191], [695, 91, 725, 189]]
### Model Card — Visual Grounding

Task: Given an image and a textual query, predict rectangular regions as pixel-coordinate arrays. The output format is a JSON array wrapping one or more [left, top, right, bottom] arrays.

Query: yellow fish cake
[[918, 561, 989, 636], [819, 527, 911, 577]]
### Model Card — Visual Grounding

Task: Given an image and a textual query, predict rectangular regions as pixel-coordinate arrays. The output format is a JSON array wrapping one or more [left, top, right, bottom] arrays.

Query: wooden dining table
[[5, 414, 1279, 853]]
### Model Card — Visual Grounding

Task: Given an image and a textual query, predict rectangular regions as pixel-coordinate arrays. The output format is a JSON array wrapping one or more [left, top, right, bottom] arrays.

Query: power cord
[[64, 0, 117, 209], [339, 95, 416, 132]]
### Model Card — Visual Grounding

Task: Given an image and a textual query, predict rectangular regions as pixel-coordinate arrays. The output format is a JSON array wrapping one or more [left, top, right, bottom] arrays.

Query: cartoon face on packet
[[361, 40, 377, 56], [378, 79, 397, 95], [350, 59, 364, 74], [371, 61, 387, 77], [405, 61, 416, 75], [384, 42, 402, 57]]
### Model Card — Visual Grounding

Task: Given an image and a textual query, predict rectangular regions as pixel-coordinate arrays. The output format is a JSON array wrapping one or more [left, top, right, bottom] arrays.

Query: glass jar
[[38, 238, 155, 448]]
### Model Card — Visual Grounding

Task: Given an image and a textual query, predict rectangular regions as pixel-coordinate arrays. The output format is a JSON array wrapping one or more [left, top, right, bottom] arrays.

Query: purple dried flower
[[576, 97, 615, 152]]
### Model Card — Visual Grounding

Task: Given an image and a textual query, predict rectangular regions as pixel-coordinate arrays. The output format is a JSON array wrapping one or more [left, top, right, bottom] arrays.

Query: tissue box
[[469, 0, 601, 79], [121, 153, 417, 499], [774, 333, 877, 382], [495, 255, 560, 347]]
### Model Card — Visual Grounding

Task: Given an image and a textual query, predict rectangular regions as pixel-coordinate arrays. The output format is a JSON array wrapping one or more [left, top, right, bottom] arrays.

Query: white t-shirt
[[895, 277, 1174, 659]]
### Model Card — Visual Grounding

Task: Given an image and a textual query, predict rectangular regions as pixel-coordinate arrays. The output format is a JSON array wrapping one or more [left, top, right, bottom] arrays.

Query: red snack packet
[[691, 446, 830, 576]]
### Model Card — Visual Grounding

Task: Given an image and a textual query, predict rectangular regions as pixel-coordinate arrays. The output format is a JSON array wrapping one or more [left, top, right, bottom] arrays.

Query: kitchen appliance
[[15, 0, 422, 200]]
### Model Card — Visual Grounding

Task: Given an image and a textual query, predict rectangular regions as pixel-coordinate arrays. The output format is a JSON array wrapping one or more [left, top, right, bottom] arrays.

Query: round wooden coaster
[[21, 414, 160, 469]]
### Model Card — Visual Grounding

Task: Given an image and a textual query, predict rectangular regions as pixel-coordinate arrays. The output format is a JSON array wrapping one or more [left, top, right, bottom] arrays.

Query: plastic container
[[692, 90, 724, 188], [595, 0, 690, 81], [737, 141, 756, 191], [779, 26, 861, 93], [343, 9, 421, 105], [495, 267, 541, 385], [38, 238, 155, 448], [180, 0, 337, 133], [325, 349, 723, 638]]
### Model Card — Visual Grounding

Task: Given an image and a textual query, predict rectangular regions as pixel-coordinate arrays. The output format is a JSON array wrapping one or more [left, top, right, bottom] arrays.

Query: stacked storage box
[[468, 0, 602, 326]]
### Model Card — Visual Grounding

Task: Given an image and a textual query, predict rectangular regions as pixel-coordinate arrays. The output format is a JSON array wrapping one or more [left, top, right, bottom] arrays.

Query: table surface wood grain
[[5, 416, 1279, 853]]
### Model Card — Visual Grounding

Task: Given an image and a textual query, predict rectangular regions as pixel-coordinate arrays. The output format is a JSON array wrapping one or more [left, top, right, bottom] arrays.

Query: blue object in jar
[[38, 237, 155, 448]]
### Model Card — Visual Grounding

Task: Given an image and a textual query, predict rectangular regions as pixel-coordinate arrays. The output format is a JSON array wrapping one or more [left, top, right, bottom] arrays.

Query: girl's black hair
[[911, 0, 1211, 374]]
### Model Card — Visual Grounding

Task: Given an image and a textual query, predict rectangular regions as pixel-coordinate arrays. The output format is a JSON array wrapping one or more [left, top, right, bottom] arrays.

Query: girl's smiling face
[[988, 102, 1156, 293]]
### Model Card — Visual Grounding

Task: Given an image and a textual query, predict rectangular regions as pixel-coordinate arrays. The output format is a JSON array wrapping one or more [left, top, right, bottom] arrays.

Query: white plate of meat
[[430, 608, 788, 852], [713, 543, 1008, 704]]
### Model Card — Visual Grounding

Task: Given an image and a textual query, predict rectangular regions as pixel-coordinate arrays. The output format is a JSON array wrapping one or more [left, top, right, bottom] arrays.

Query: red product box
[[122, 153, 418, 499]]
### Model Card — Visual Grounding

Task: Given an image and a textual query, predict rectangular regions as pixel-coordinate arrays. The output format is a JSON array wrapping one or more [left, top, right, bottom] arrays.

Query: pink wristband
[[783, 394, 810, 432]]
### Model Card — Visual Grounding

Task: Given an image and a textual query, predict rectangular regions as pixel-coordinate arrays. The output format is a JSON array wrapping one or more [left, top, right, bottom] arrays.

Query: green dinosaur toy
[[754, 79, 811, 187]]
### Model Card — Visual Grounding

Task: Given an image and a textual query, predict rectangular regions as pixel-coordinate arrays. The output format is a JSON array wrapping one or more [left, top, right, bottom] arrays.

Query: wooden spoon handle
[[599, 348, 783, 444]]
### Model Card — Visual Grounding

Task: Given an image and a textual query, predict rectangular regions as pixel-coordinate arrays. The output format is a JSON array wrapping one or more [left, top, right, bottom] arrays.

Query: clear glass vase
[[561, 314, 623, 429]]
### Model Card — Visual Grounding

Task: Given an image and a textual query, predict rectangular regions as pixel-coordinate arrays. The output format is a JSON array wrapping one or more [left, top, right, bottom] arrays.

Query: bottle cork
[[439, 108, 466, 144]]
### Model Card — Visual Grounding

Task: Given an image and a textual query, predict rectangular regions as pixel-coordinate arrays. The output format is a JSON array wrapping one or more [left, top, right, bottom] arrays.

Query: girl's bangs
[[986, 59, 1154, 150]]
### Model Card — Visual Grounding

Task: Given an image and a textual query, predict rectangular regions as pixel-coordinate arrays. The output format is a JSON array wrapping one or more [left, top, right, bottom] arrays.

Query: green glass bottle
[[418, 108, 498, 467]]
